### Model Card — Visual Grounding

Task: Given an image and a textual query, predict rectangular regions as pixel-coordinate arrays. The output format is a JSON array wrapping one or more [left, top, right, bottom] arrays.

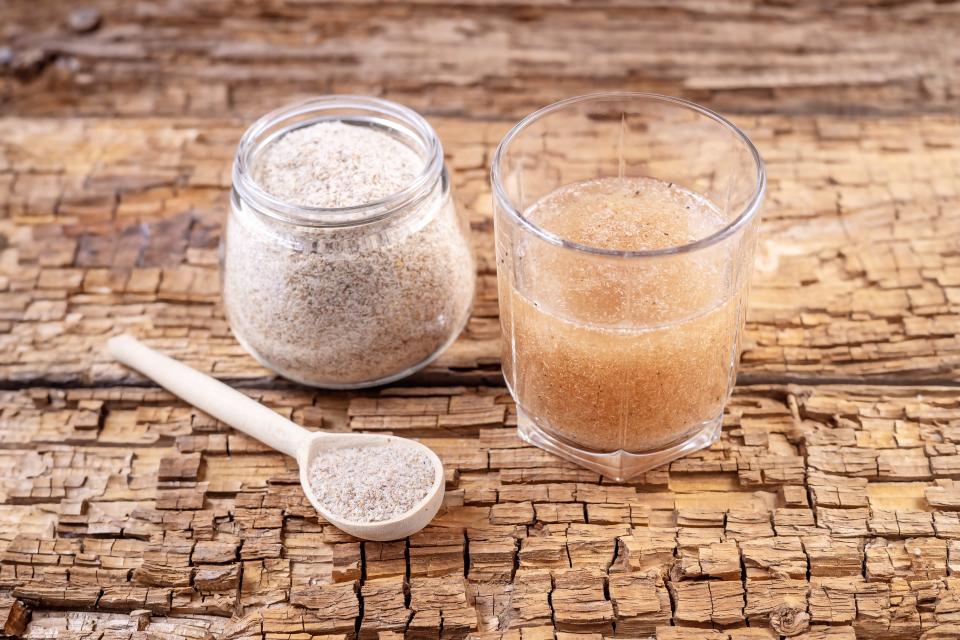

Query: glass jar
[[492, 92, 764, 480], [223, 96, 475, 389]]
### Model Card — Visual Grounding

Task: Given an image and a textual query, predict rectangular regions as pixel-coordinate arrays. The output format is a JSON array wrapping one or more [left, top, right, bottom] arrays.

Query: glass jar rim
[[490, 91, 767, 258], [233, 95, 445, 228]]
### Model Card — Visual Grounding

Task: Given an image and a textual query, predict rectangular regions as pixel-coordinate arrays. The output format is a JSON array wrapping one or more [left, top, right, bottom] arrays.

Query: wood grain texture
[[2, 0, 960, 119], [2, 384, 960, 638], [3, 0, 960, 637], [1, 114, 960, 385]]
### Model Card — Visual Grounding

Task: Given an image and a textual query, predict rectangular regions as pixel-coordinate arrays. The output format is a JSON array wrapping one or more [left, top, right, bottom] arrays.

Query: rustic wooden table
[[2, 1, 960, 638]]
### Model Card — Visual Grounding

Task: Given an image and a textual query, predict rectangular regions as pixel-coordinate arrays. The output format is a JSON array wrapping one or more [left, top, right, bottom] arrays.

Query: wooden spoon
[[107, 335, 444, 541]]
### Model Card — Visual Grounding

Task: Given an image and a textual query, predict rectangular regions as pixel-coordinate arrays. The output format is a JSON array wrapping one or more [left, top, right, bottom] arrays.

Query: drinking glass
[[491, 92, 765, 480]]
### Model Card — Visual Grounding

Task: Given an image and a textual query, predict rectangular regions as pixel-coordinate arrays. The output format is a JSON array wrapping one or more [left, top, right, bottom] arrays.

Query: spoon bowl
[[107, 335, 445, 541], [299, 432, 444, 540]]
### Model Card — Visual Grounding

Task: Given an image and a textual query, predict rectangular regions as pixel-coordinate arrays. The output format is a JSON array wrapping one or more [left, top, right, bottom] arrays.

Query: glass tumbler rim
[[233, 94, 445, 228], [490, 91, 767, 258]]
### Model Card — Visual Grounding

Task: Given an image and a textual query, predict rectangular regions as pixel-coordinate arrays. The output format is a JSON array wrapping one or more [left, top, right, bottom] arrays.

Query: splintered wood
[[2, 114, 960, 387], [0, 385, 959, 638], [1, 1, 959, 119], [4, 0, 960, 638]]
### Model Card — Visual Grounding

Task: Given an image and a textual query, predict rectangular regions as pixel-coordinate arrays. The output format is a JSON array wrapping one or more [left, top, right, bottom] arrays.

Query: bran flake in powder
[[253, 121, 422, 208], [222, 120, 475, 387], [308, 442, 436, 523]]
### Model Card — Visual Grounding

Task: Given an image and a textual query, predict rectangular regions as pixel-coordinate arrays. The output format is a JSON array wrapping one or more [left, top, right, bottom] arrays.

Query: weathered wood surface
[[3, 114, 960, 386], [5, 383, 960, 639], [4, 0, 960, 638], [2, 0, 960, 119]]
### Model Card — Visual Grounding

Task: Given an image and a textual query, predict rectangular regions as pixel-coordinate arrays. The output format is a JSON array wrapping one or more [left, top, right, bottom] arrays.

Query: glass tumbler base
[[516, 411, 723, 482]]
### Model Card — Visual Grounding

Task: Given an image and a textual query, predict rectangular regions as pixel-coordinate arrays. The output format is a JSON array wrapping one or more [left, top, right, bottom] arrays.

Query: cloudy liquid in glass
[[500, 176, 745, 452]]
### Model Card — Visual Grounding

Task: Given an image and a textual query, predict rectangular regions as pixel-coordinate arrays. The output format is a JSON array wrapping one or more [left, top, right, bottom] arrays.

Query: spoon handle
[[107, 335, 312, 458]]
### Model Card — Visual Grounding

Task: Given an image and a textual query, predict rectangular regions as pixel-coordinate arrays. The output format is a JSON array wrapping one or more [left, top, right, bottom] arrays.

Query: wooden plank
[[1, 1, 959, 119], [2, 115, 960, 385], [3, 1, 960, 636], [0, 383, 958, 635]]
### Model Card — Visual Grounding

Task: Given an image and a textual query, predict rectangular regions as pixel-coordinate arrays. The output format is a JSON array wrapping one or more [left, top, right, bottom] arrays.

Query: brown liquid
[[500, 177, 745, 452]]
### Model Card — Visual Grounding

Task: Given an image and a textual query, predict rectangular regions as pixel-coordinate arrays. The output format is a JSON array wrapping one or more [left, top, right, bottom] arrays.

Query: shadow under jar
[[223, 96, 475, 389], [491, 92, 765, 480]]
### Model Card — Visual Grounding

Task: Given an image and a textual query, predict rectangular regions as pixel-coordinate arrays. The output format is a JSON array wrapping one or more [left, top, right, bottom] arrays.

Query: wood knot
[[10, 48, 53, 81], [129, 609, 152, 632], [68, 7, 102, 33], [2, 600, 30, 636], [769, 603, 810, 637], [667, 560, 685, 584]]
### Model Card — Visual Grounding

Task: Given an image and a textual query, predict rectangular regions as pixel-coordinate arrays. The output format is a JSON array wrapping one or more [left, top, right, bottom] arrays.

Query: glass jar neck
[[232, 96, 445, 229]]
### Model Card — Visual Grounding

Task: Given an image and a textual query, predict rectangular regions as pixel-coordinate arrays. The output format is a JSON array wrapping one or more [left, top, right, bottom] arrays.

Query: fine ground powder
[[223, 120, 475, 387], [308, 443, 436, 523], [253, 121, 423, 208]]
